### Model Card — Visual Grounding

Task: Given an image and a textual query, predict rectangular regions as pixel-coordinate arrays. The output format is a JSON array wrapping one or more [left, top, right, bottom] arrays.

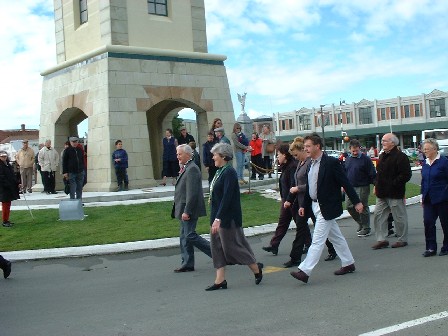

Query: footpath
[[3, 168, 422, 262]]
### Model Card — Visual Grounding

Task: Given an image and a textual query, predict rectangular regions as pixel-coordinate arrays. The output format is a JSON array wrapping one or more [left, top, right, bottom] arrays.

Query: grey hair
[[211, 143, 233, 161], [387, 134, 399, 146], [423, 138, 439, 151], [177, 144, 193, 156]]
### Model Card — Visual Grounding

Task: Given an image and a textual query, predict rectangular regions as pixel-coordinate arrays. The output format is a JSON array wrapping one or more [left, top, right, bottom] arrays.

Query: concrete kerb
[[3, 195, 422, 262]]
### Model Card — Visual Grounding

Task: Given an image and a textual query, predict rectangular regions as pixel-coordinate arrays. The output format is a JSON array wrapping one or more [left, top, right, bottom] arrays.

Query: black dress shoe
[[254, 262, 263, 285], [205, 280, 227, 291], [3, 260, 11, 279], [324, 253, 337, 261], [173, 267, 195, 273], [2, 221, 13, 228], [262, 246, 278, 255], [283, 260, 300, 268], [422, 250, 437, 257]]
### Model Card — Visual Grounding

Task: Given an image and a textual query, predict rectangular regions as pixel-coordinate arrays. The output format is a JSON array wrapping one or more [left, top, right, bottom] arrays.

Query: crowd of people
[[170, 130, 447, 290], [2, 125, 447, 286]]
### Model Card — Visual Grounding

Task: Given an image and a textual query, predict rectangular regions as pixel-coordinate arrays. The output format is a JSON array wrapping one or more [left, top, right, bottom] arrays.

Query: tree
[[172, 115, 184, 138]]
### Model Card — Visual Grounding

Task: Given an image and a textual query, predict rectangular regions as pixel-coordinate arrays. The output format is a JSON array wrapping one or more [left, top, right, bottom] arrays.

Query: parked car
[[439, 146, 448, 157], [402, 148, 417, 157], [325, 149, 342, 159]]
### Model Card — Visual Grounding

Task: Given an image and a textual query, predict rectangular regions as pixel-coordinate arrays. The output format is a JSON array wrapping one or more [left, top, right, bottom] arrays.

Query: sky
[[2, 0, 448, 131]]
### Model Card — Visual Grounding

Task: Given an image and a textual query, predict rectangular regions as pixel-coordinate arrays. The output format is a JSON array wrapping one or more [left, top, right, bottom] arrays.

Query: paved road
[[2, 203, 447, 336]]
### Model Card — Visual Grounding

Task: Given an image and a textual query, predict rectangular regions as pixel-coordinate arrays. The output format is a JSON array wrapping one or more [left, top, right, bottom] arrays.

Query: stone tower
[[40, 0, 235, 191]]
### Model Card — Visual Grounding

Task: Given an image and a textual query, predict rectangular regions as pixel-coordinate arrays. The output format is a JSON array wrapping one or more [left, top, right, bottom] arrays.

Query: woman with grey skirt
[[205, 143, 263, 291]]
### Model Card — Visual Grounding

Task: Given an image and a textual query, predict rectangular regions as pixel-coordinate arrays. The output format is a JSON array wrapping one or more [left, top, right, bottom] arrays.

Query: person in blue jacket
[[112, 140, 129, 191], [421, 138, 448, 257]]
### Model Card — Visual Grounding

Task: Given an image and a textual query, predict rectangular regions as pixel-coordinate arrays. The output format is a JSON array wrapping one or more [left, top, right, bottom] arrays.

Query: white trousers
[[298, 202, 355, 276]]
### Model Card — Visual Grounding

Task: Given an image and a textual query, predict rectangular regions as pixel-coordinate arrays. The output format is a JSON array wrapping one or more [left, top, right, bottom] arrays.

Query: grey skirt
[[210, 220, 256, 269]]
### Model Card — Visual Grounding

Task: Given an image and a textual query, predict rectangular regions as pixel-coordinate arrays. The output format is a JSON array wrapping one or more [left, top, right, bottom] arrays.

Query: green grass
[[0, 183, 421, 252]]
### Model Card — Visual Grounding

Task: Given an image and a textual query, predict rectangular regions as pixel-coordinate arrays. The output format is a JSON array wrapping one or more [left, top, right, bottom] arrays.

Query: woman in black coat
[[0, 150, 21, 227], [262, 144, 298, 255]]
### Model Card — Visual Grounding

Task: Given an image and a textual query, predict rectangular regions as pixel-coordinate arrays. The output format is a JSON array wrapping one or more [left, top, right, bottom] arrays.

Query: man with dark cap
[[177, 126, 195, 145], [63, 136, 85, 199]]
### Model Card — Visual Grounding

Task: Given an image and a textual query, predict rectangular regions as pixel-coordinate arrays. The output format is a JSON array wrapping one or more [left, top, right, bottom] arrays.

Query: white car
[[325, 150, 341, 158]]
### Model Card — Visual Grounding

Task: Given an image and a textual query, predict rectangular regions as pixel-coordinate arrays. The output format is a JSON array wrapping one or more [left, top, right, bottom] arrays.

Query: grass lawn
[[0, 183, 421, 252]]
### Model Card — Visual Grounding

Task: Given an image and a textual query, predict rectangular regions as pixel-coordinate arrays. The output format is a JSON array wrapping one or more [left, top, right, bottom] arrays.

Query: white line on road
[[359, 311, 448, 336]]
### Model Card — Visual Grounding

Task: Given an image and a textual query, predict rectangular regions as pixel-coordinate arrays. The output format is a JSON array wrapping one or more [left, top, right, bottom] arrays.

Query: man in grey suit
[[173, 144, 211, 273]]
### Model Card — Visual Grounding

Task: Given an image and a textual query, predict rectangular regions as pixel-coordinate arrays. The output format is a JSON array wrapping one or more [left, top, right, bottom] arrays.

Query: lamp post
[[319, 104, 326, 151], [339, 99, 346, 150]]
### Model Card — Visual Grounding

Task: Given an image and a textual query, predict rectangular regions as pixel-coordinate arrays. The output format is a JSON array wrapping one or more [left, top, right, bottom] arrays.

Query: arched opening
[[146, 99, 206, 181]]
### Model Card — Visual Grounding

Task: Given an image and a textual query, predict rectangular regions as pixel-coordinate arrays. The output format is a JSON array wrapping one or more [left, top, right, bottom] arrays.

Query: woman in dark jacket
[[206, 143, 263, 291], [421, 138, 448, 257], [262, 144, 298, 255], [0, 150, 21, 227]]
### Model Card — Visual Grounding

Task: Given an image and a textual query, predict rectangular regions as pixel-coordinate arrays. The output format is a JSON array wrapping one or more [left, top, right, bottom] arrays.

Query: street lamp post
[[319, 104, 326, 151]]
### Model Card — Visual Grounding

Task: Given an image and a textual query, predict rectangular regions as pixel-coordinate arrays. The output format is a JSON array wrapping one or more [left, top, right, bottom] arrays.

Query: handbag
[[64, 179, 70, 195], [266, 143, 275, 154]]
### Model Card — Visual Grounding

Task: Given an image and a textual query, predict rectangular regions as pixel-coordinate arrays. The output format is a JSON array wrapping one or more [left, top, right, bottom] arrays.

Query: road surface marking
[[359, 311, 448, 336]]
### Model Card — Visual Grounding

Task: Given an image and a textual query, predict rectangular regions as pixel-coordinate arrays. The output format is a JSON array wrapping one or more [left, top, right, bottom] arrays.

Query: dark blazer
[[421, 155, 448, 205], [288, 157, 312, 209], [209, 166, 242, 228], [174, 161, 206, 220], [279, 159, 297, 201], [303, 154, 361, 220]]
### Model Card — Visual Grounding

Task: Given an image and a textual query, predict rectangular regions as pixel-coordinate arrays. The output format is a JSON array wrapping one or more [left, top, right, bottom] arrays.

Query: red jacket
[[249, 138, 262, 156]]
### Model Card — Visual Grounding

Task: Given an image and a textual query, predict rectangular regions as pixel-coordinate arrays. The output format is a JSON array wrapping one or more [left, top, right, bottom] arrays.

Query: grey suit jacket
[[174, 161, 206, 220]]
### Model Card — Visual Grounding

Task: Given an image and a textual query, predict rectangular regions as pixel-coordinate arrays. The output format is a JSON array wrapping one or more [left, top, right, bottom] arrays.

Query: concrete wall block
[[109, 59, 140, 72], [125, 85, 147, 99], [111, 20, 128, 34], [202, 88, 219, 100], [114, 71, 137, 85], [109, 84, 126, 98], [110, 111, 131, 126], [140, 60, 158, 73], [170, 62, 187, 75], [157, 61, 171, 74], [133, 72, 152, 86], [151, 73, 168, 87], [118, 98, 137, 112]]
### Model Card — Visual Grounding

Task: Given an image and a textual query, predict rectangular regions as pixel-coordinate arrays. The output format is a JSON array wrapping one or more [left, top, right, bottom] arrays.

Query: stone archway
[[145, 99, 207, 180]]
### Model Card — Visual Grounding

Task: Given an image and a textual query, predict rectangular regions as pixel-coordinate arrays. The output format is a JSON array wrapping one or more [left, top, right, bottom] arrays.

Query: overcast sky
[[2, 0, 448, 130]]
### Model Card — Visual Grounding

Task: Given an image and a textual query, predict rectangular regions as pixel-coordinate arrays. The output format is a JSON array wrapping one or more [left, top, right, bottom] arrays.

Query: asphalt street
[[2, 202, 448, 336]]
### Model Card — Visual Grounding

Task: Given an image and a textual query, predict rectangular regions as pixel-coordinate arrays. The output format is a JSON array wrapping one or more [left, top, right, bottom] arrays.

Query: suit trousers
[[19, 167, 33, 192], [423, 200, 448, 252], [270, 201, 295, 248], [373, 197, 408, 242], [298, 202, 355, 276], [179, 218, 212, 268], [289, 210, 313, 262], [346, 185, 371, 230]]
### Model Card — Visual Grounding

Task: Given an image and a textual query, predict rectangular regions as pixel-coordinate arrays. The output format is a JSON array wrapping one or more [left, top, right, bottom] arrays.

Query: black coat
[[375, 146, 411, 199], [279, 159, 297, 201], [63, 146, 85, 174], [303, 154, 360, 220], [0, 161, 20, 202]]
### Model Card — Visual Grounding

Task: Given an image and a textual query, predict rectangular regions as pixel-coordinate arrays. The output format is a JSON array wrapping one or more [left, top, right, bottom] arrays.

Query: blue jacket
[[112, 149, 128, 169], [421, 155, 448, 205], [344, 153, 376, 187]]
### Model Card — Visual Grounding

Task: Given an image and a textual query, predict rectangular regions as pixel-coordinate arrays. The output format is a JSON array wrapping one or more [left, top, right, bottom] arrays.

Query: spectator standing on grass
[[15, 140, 34, 194], [372, 133, 411, 250], [230, 123, 251, 185], [344, 139, 376, 237], [112, 140, 129, 191], [203, 132, 218, 184], [38, 140, 59, 194], [249, 132, 263, 180], [0, 150, 21, 228], [161, 129, 178, 186], [63, 136, 85, 200], [260, 125, 276, 179]]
